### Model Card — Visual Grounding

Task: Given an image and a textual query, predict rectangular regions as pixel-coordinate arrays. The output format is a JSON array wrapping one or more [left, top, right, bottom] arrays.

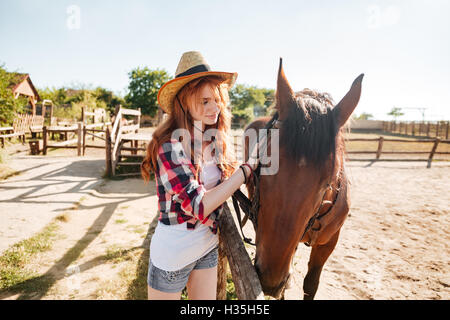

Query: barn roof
[[7, 72, 40, 101]]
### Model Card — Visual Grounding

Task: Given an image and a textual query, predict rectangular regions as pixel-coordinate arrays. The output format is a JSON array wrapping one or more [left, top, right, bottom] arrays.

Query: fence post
[[376, 136, 384, 160], [105, 127, 112, 177], [77, 122, 82, 156], [83, 125, 87, 156], [137, 108, 142, 128], [427, 138, 440, 168], [218, 202, 264, 300], [446, 121, 449, 140], [82, 106, 86, 124], [411, 121, 415, 136], [436, 121, 440, 138], [43, 126, 47, 155], [426, 122, 430, 137]]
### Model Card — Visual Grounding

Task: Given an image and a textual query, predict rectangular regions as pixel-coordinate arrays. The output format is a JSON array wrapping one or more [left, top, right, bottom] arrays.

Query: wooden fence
[[42, 122, 110, 156], [382, 120, 449, 139], [347, 137, 450, 168], [43, 123, 83, 156], [0, 114, 45, 147], [81, 107, 111, 155]]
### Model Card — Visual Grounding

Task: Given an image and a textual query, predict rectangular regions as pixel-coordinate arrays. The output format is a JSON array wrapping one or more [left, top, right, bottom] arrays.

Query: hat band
[[176, 64, 211, 78]]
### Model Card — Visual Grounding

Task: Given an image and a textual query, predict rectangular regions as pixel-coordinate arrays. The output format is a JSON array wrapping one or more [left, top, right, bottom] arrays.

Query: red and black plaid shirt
[[155, 139, 222, 234]]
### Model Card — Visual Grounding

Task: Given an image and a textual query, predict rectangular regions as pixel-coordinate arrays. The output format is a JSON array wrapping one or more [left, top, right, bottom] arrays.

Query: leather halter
[[300, 167, 343, 247], [231, 113, 279, 245], [231, 112, 342, 247]]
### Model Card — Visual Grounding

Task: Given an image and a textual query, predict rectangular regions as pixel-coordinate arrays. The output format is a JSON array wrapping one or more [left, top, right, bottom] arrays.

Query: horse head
[[250, 58, 363, 298]]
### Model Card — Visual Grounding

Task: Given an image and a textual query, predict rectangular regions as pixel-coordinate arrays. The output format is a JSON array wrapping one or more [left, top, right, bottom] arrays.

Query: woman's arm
[[201, 165, 251, 217], [157, 140, 254, 222]]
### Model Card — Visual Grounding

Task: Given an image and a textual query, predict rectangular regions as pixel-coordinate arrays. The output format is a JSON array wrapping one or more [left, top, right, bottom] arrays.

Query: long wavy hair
[[141, 76, 236, 182]]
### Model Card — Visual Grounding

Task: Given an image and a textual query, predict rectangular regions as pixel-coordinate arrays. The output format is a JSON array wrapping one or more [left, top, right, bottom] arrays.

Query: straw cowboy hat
[[157, 51, 238, 114]]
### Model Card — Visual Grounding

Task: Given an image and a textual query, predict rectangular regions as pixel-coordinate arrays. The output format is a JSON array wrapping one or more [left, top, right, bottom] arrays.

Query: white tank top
[[150, 161, 221, 271]]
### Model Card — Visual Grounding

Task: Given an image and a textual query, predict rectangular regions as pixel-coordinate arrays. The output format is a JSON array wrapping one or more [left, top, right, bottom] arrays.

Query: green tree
[[38, 87, 67, 105], [38, 86, 124, 119], [353, 112, 374, 120], [229, 84, 266, 123], [387, 107, 404, 120], [93, 87, 125, 115], [261, 88, 275, 115], [125, 67, 171, 116], [0, 64, 28, 125]]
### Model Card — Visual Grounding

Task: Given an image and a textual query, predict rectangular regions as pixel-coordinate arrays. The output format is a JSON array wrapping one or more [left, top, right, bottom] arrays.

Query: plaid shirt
[[155, 139, 222, 234]]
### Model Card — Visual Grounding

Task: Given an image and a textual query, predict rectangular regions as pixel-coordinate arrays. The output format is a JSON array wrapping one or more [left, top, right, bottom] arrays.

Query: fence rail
[[382, 120, 449, 139], [347, 137, 450, 168], [43, 123, 83, 156]]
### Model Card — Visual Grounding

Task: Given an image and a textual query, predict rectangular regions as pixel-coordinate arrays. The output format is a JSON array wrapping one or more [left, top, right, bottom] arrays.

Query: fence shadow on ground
[[0, 159, 155, 300], [125, 214, 159, 300]]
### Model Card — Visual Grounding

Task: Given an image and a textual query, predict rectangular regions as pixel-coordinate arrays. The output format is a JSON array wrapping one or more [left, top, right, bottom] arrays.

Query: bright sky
[[1, 0, 449, 120]]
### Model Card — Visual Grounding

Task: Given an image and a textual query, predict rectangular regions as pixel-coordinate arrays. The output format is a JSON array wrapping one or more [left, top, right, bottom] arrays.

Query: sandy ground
[[0, 142, 449, 300], [282, 160, 450, 300]]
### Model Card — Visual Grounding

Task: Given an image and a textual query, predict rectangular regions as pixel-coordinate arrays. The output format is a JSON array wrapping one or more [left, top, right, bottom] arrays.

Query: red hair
[[141, 76, 236, 181]]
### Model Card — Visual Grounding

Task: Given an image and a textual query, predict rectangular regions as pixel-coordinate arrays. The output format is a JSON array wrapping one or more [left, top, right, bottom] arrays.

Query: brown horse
[[245, 59, 363, 299]]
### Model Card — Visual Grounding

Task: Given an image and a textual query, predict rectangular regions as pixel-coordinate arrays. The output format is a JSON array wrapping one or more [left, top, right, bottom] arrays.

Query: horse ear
[[333, 74, 364, 128], [276, 58, 296, 118]]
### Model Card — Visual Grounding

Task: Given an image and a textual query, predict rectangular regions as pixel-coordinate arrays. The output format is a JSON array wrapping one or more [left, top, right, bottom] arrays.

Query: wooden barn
[[8, 73, 41, 115]]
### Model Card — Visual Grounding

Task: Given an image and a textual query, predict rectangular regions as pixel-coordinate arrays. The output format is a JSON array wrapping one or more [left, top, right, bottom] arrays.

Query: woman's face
[[189, 84, 220, 126]]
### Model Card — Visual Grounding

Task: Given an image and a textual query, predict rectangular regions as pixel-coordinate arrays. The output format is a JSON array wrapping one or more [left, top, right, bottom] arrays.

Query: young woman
[[141, 51, 255, 300]]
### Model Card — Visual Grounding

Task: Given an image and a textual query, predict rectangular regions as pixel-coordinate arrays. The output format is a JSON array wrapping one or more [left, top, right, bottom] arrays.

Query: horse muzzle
[[255, 262, 291, 299]]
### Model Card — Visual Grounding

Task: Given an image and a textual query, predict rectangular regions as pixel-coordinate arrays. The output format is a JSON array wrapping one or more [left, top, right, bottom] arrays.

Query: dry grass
[[0, 221, 60, 292], [0, 164, 20, 180]]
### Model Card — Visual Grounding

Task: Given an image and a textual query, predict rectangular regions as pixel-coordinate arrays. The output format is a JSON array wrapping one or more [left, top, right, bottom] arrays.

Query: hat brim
[[157, 71, 238, 114]]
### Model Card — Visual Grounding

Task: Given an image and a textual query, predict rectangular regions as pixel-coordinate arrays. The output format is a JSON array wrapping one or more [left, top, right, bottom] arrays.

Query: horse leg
[[303, 229, 340, 300]]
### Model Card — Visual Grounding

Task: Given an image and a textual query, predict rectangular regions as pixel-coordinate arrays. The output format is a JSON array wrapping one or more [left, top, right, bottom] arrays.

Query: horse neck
[[332, 130, 346, 185]]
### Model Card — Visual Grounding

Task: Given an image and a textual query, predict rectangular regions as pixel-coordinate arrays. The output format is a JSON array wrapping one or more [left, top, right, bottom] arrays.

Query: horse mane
[[280, 88, 345, 173]]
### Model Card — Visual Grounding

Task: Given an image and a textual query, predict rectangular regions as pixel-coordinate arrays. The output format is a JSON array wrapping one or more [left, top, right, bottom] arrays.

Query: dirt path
[[0, 155, 106, 254], [282, 161, 450, 300], [1, 148, 449, 299], [0, 151, 158, 299]]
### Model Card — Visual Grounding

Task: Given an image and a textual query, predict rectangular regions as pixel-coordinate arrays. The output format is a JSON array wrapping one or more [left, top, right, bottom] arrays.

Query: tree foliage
[[353, 112, 374, 120], [0, 65, 28, 125], [38, 86, 124, 120], [229, 84, 274, 124], [387, 107, 404, 120], [125, 67, 171, 117]]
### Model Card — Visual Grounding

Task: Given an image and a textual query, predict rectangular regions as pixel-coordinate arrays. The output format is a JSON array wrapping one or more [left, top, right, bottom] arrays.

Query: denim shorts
[[147, 246, 218, 293]]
